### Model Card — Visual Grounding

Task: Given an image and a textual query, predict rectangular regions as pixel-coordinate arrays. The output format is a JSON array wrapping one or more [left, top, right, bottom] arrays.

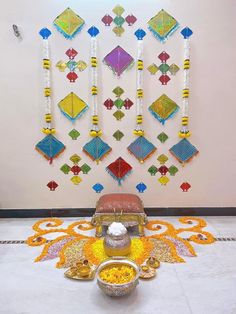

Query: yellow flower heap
[[99, 264, 136, 284]]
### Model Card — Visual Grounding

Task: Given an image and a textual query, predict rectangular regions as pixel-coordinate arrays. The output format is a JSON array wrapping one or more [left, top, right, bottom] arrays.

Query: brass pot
[[103, 230, 131, 257], [97, 257, 140, 297]]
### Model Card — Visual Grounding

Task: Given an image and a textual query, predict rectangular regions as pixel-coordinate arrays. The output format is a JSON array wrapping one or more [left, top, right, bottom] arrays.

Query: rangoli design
[[26, 217, 215, 269]]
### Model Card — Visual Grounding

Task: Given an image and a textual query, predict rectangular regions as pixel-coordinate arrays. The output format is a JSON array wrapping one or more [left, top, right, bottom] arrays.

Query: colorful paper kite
[[169, 138, 199, 164], [47, 181, 58, 191], [92, 183, 104, 193], [35, 135, 65, 164], [68, 129, 80, 140], [180, 182, 191, 192], [148, 9, 179, 43], [136, 182, 147, 193], [106, 157, 132, 185], [83, 137, 112, 164], [53, 7, 85, 39], [58, 92, 88, 122], [149, 94, 179, 125], [127, 136, 156, 163], [103, 46, 134, 77]]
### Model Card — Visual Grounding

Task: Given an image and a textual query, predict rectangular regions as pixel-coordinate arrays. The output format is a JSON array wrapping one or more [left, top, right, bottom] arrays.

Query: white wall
[[0, 0, 236, 209]]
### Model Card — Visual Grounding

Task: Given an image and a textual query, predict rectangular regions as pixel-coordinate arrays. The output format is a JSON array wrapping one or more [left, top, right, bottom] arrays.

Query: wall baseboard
[[0, 207, 235, 218]]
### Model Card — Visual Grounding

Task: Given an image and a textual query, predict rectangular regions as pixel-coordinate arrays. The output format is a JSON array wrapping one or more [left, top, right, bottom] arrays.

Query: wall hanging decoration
[[149, 94, 179, 125], [35, 28, 65, 164], [113, 130, 124, 141], [157, 132, 169, 143], [104, 87, 133, 122], [168, 165, 178, 176], [169, 27, 199, 165], [47, 180, 59, 191], [83, 26, 112, 164], [128, 29, 156, 163], [92, 183, 104, 193], [147, 51, 179, 85], [53, 7, 85, 39], [136, 182, 147, 193], [148, 165, 158, 176], [180, 182, 191, 192], [106, 157, 132, 185], [56, 48, 87, 82], [68, 129, 80, 140], [147, 9, 179, 43], [102, 5, 137, 36], [60, 154, 90, 185], [103, 46, 134, 78], [58, 92, 88, 122]]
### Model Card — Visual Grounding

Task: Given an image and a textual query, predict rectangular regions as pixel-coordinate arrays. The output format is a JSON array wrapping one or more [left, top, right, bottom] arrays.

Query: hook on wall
[[12, 24, 22, 40]]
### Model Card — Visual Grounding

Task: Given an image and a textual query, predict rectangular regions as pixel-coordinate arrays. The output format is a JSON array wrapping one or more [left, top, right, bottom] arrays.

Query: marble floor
[[0, 217, 236, 314]]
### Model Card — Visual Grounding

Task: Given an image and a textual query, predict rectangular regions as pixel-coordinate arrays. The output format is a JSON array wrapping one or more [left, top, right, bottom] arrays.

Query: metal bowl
[[96, 257, 140, 297]]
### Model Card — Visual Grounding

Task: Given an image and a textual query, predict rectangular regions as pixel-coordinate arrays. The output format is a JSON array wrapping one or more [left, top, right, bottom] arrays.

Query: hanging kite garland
[[83, 26, 112, 163], [169, 27, 199, 165], [35, 28, 65, 164], [127, 29, 156, 163]]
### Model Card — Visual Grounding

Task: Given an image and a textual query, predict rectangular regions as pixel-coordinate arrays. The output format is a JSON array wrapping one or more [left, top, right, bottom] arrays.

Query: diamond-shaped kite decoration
[[113, 130, 124, 141], [80, 163, 91, 174], [87, 26, 100, 37], [102, 14, 113, 26], [114, 98, 124, 109], [134, 28, 146, 40], [70, 154, 81, 164], [128, 136, 157, 163], [169, 64, 180, 75], [113, 15, 125, 26], [168, 165, 179, 176], [103, 46, 134, 77], [83, 137, 112, 163], [77, 61, 87, 71], [124, 98, 134, 110], [71, 176, 82, 185], [104, 99, 114, 110], [147, 64, 159, 75], [47, 181, 58, 191], [92, 183, 104, 193], [158, 51, 170, 62], [39, 28, 51, 39], [35, 135, 65, 163], [71, 165, 81, 175], [157, 132, 169, 143], [136, 182, 147, 193], [158, 176, 169, 185], [58, 92, 88, 122], [148, 9, 179, 43], [53, 8, 85, 39], [159, 74, 171, 85], [113, 110, 125, 121], [157, 154, 168, 164], [149, 94, 179, 125], [180, 182, 191, 192], [159, 165, 169, 176], [148, 165, 158, 176], [181, 27, 193, 39], [68, 129, 80, 140], [169, 139, 199, 164], [113, 86, 124, 97], [106, 157, 132, 185], [112, 5, 125, 15], [126, 15, 137, 26], [60, 164, 71, 174], [113, 26, 125, 36]]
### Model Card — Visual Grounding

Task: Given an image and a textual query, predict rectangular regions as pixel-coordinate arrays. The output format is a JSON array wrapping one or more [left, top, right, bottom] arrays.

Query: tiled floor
[[0, 217, 236, 314]]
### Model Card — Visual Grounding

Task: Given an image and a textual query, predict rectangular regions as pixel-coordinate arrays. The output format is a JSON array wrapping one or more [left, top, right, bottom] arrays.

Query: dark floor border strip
[[0, 207, 235, 218], [0, 238, 235, 244]]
